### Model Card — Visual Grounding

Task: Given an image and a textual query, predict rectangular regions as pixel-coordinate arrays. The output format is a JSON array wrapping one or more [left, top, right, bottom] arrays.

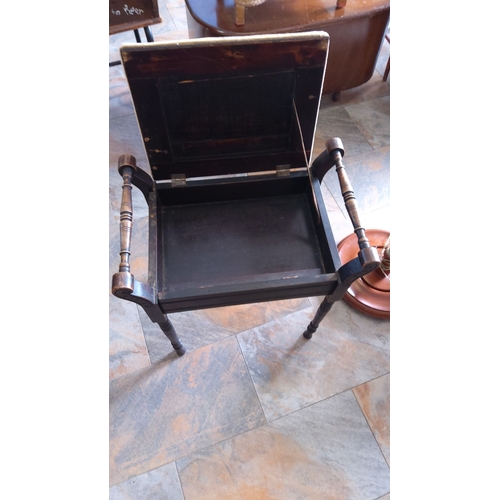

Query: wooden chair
[[111, 32, 380, 356]]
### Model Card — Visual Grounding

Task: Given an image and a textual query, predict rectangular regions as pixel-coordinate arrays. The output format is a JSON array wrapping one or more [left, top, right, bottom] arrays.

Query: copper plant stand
[[338, 229, 390, 319], [111, 32, 380, 355]]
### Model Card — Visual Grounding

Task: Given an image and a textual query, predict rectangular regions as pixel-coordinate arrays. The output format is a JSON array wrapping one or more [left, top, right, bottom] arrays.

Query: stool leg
[[303, 297, 334, 339], [157, 316, 186, 356]]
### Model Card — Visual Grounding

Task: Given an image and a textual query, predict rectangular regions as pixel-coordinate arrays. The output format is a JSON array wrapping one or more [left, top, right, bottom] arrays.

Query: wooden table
[[185, 0, 390, 99]]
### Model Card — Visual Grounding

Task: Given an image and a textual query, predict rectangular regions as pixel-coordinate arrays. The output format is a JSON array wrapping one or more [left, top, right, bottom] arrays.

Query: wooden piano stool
[[111, 32, 380, 356]]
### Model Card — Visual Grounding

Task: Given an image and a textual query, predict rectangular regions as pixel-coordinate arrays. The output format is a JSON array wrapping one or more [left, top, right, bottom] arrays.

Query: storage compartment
[[162, 194, 324, 288], [155, 174, 338, 312]]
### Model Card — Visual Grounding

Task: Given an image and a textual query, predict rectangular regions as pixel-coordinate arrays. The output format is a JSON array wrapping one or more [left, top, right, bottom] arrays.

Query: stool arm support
[[310, 148, 334, 184], [326, 137, 380, 274], [111, 155, 156, 307], [310, 137, 380, 275]]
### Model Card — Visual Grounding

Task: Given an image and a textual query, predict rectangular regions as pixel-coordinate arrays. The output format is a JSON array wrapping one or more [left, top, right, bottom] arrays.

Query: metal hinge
[[171, 174, 187, 187], [276, 165, 291, 177]]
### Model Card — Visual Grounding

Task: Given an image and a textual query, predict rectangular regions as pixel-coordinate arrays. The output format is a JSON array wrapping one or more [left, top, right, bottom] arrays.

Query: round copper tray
[[337, 229, 390, 319]]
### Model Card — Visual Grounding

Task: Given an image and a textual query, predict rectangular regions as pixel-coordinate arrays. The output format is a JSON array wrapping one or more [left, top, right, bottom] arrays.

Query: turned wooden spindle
[[326, 138, 368, 248], [326, 138, 379, 271], [117, 154, 137, 275]]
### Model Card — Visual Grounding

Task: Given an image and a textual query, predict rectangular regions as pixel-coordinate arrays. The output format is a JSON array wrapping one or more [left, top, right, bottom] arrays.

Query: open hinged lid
[[120, 32, 329, 181]]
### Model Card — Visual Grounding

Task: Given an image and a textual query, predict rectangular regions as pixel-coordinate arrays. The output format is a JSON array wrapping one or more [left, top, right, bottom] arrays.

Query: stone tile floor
[[109, 2, 390, 498]]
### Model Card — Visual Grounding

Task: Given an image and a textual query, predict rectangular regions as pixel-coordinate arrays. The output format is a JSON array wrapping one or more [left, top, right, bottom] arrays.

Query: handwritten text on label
[[111, 5, 145, 16]]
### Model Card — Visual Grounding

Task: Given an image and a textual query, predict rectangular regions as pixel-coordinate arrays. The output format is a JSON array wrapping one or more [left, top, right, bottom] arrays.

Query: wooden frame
[[111, 33, 380, 356]]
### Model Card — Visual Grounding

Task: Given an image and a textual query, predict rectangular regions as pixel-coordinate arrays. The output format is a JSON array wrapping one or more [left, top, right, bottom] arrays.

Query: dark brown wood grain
[[184, 0, 390, 95], [120, 33, 329, 181]]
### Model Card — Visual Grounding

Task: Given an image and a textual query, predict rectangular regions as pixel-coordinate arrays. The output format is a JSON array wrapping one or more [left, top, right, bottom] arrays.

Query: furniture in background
[[383, 27, 390, 81], [234, 0, 267, 25], [109, 0, 161, 66], [338, 229, 390, 318], [111, 32, 380, 356], [184, 0, 390, 101]]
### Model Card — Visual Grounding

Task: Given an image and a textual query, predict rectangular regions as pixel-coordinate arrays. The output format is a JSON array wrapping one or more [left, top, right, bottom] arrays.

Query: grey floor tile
[[109, 221, 150, 380], [109, 65, 134, 120], [109, 294, 150, 380], [110, 199, 118, 226], [314, 106, 374, 160], [109, 461, 184, 500], [142, 298, 311, 363], [168, 6, 189, 32], [109, 113, 148, 169], [345, 96, 390, 150], [308, 295, 390, 349], [237, 300, 389, 421], [353, 374, 390, 466], [322, 145, 390, 217], [159, 0, 189, 36], [109, 336, 266, 486], [166, 0, 190, 9], [177, 390, 390, 500], [139, 307, 236, 364], [155, 1, 179, 34]]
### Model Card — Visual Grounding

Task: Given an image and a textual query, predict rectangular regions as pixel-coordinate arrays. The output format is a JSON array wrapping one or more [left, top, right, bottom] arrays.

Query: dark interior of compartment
[[160, 193, 328, 293], [159, 71, 296, 159]]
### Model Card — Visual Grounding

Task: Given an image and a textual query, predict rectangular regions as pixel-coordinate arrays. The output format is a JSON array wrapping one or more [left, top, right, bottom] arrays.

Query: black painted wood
[[162, 193, 324, 281], [112, 33, 380, 356]]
